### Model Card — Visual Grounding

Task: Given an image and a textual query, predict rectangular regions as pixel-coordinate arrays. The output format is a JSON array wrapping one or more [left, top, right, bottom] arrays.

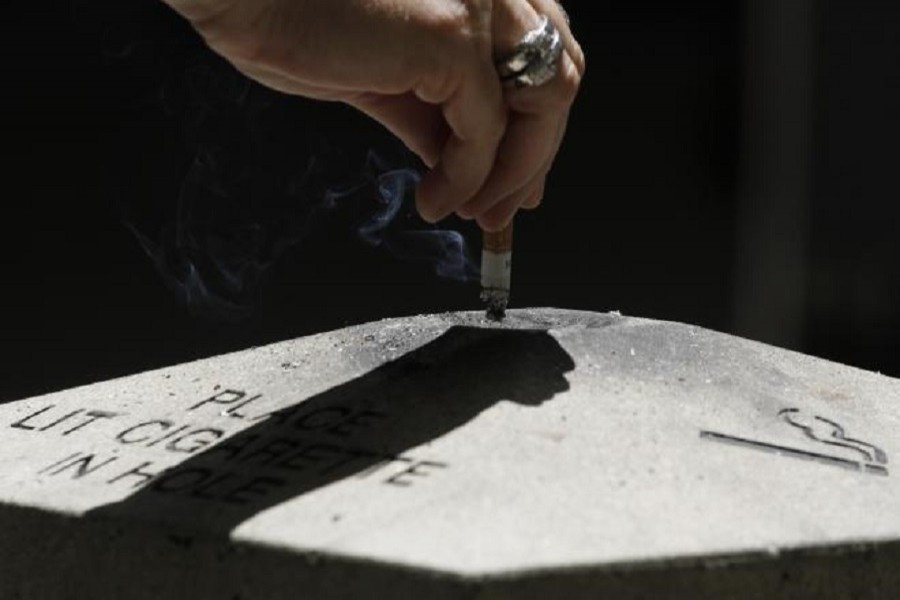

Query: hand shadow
[[87, 326, 576, 533]]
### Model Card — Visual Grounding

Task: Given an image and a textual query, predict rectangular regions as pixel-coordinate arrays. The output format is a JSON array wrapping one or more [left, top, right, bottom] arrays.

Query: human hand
[[161, 0, 584, 231]]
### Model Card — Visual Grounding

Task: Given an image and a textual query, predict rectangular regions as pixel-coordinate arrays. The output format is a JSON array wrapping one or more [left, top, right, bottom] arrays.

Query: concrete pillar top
[[2, 309, 898, 598]]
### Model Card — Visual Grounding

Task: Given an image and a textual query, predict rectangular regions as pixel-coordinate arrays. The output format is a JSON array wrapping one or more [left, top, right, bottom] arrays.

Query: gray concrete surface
[[1, 308, 898, 599]]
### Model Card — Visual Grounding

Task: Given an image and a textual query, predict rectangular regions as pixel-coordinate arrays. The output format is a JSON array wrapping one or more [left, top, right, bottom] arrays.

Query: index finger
[[415, 58, 507, 223]]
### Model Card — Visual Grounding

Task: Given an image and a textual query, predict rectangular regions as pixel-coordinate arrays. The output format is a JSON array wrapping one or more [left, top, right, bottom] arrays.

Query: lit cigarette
[[480, 221, 513, 321]]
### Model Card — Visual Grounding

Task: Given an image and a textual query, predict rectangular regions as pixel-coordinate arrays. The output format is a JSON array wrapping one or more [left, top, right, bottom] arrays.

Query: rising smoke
[[122, 50, 479, 322]]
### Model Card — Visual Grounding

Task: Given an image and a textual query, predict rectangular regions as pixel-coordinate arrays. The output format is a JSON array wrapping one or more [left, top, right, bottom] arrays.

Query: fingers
[[348, 93, 448, 168], [415, 58, 507, 223], [478, 178, 545, 231], [458, 70, 573, 221], [456, 104, 563, 218], [471, 119, 557, 228], [521, 179, 546, 210], [472, 117, 560, 230], [454, 0, 583, 225], [503, 50, 583, 115]]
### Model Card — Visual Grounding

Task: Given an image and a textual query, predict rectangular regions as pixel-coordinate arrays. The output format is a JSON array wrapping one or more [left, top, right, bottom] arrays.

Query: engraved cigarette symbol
[[778, 408, 888, 465], [700, 408, 889, 476]]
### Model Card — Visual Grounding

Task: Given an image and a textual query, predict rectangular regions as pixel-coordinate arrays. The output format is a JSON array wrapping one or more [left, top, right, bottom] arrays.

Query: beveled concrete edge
[[3, 500, 898, 600]]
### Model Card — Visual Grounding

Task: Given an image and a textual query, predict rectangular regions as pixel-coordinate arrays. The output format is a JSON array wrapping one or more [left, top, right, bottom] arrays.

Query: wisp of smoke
[[122, 56, 479, 322], [354, 153, 480, 284]]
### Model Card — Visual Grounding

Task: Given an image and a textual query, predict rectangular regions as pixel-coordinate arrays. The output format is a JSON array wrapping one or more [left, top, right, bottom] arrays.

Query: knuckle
[[419, 10, 488, 91]]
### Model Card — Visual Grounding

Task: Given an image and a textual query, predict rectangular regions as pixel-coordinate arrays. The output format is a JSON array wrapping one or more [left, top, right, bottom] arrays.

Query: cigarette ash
[[486, 303, 506, 322], [481, 289, 509, 321]]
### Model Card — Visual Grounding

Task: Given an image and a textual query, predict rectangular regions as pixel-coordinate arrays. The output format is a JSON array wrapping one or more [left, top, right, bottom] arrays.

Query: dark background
[[1, 1, 898, 402]]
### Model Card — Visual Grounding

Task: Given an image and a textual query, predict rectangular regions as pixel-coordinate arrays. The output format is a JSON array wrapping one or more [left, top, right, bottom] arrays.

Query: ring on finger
[[494, 15, 564, 89]]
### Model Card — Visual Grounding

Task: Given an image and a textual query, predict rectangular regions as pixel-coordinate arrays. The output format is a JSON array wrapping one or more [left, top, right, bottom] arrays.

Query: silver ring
[[495, 15, 564, 89]]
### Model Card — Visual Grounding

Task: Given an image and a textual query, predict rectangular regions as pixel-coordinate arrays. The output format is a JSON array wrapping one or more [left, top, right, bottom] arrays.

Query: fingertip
[[414, 179, 437, 224], [477, 203, 517, 232], [478, 210, 516, 233], [521, 181, 546, 210], [409, 147, 438, 170], [419, 133, 496, 222], [478, 178, 545, 229], [415, 167, 453, 224], [521, 195, 542, 210], [414, 187, 440, 224], [456, 180, 500, 220], [456, 203, 476, 219], [411, 143, 441, 170]]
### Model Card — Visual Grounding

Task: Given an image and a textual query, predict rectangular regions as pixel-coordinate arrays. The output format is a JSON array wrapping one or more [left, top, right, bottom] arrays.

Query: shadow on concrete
[[87, 326, 575, 533]]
